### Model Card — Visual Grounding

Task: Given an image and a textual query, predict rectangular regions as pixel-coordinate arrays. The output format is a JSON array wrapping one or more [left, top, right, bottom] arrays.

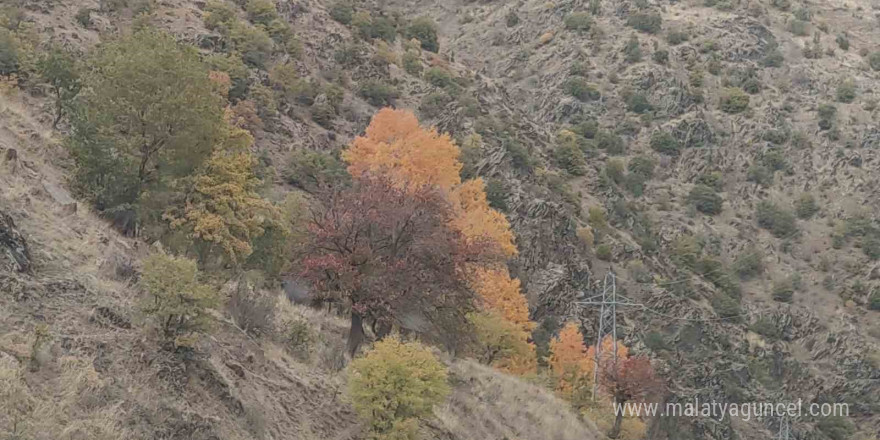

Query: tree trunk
[[609, 400, 624, 439], [347, 312, 365, 358]]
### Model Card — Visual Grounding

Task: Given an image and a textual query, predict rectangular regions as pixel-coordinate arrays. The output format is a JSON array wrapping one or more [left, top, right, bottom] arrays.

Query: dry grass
[[430, 360, 601, 440]]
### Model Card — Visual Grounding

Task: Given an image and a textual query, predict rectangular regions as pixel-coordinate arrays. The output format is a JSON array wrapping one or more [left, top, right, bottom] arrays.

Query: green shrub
[[836, 80, 856, 103], [348, 338, 450, 439], [229, 22, 275, 67], [696, 172, 724, 191], [771, 0, 791, 9], [666, 30, 688, 45], [795, 193, 818, 219], [628, 156, 655, 179], [746, 165, 773, 187], [359, 79, 398, 106], [696, 257, 741, 297], [719, 88, 749, 113], [485, 179, 508, 211], [750, 317, 781, 339], [285, 149, 349, 192], [869, 290, 880, 311], [564, 12, 593, 32], [793, 7, 811, 21], [643, 331, 668, 351], [572, 119, 599, 139], [505, 139, 533, 171], [311, 102, 336, 128], [652, 49, 668, 64], [246, 0, 280, 26], [596, 244, 613, 261], [623, 34, 642, 63], [835, 33, 849, 51], [649, 131, 680, 155], [761, 49, 784, 67], [762, 129, 789, 145], [554, 141, 587, 176], [863, 235, 880, 260], [742, 77, 761, 94], [0, 28, 18, 77], [605, 159, 625, 184], [563, 76, 600, 101], [424, 67, 456, 88], [354, 12, 397, 42], [756, 201, 798, 238], [402, 50, 422, 75], [816, 416, 854, 440], [688, 185, 723, 215], [762, 150, 790, 173], [595, 131, 625, 155], [817, 103, 837, 130], [36, 46, 82, 127], [771, 278, 795, 302], [734, 247, 763, 279], [419, 91, 452, 119], [711, 293, 741, 320], [506, 11, 520, 27], [74, 7, 92, 27], [329, 2, 354, 24], [672, 235, 702, 269], [139, 252, 219, 347], [788, 19, 808, 36], [405, 17, 439, 52], [206, 53, 250, 100], [626, 13, 662, 34], [869, 52, 880, 71], [625, 92, 652, 113]]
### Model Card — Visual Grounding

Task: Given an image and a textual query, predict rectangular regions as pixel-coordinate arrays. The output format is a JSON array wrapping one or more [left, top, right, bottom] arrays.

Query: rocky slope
[[1, 0, 879, 439]]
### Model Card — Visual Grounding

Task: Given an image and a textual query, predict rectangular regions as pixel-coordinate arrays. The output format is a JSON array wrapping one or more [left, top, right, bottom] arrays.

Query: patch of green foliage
[[626, 13, 662, 34], [688, 185, 723, 215], [756, 201, 798, 238], [719, 88, 749, 113]]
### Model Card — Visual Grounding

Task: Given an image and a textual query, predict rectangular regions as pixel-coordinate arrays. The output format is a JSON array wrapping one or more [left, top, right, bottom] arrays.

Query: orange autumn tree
[[549, 322, 593, 400], [343, 108, 535, 374], [343, 108, 462, 190]]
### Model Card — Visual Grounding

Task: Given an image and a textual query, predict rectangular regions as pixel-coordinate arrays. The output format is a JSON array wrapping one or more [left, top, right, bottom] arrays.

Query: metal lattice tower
[[575, 272, 642, 400], [776, 416, 790, 440]]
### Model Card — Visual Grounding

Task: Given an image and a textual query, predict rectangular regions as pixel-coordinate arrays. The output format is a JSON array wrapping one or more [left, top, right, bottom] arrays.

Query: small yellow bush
[[139, 252, 219, 347], [468, 311, 537, 376], [348, 338, 450, 439]]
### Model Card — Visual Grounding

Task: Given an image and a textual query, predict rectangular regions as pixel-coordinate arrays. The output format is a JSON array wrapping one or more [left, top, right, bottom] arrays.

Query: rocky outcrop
[[0, 211, 31, 274]]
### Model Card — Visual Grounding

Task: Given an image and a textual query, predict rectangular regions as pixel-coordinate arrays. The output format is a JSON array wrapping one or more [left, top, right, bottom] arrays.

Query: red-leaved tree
[[300, 177, 500, 356], [598, 355, 663, 439]]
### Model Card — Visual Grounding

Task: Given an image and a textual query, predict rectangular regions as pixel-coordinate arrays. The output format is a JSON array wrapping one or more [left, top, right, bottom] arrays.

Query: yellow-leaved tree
[[165, 123, 283, 267], [348, 337, 450, 440]]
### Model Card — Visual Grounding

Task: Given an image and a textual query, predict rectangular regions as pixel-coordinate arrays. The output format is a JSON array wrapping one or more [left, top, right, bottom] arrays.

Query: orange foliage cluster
[[344, 108, 534, 374], [344, 108, 462, 190], [549, 324, 631, 400], [450, 179, 517, 257], [469, 267, 534, 332]]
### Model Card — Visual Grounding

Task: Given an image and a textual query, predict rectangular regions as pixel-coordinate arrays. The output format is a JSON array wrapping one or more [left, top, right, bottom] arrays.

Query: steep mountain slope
[[379, 0, 880, 438], [1, 0, 878, 439], [0, 8, 602, 440]]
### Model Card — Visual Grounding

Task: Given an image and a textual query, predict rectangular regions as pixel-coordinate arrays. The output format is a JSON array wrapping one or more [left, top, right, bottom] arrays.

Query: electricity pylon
[[776, 416, 790, 440], [575, 272, 642, 400]]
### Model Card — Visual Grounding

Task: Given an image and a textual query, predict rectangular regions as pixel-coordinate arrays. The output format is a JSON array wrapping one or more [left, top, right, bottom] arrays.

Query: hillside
[[1, 0, 879, 439]]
